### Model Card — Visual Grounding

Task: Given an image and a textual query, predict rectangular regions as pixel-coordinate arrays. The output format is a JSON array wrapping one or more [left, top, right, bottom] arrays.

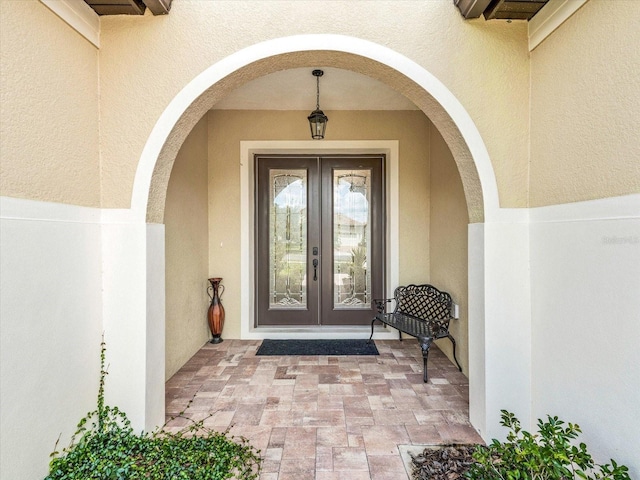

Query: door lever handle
[[313, 259, 318, 281]]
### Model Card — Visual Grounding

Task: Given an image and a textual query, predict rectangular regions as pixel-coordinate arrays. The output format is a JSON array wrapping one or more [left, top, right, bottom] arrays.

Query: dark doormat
[[256, 339, 379, 356]]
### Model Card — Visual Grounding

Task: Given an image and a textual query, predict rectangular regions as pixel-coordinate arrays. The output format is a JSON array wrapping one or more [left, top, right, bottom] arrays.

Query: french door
[[256, 155, 385, 326]]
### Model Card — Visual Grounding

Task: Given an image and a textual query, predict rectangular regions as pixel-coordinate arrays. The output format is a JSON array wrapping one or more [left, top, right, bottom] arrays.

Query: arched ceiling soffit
[[148, 51, 484, 224]]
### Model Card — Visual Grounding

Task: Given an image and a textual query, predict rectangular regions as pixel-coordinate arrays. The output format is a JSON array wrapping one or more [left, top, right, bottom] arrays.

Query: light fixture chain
[[308, 69, 328, 140]]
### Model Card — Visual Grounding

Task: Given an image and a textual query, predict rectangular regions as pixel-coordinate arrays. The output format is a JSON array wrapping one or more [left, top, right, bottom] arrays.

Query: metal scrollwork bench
[[367, 284, 462, 382]]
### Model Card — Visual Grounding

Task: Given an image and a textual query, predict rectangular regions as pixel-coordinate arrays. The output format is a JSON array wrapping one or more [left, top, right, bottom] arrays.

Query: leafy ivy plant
[[46, 339, 261, 480], [466, 410, 630, 480]]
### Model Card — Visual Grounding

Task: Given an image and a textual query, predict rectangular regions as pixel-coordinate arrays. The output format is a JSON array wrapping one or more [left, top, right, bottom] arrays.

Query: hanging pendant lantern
[[308, 69, 328, 140]]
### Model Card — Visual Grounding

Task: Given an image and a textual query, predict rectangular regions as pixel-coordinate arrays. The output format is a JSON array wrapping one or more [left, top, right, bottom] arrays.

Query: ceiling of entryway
[[211, 67, 418, 111]]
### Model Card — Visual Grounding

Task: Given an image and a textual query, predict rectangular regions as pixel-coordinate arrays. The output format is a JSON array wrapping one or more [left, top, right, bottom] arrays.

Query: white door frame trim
[[240, 140, 399, 340]]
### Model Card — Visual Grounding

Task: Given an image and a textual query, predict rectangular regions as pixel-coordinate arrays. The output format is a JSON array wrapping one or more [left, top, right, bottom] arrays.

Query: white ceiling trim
[[528, 0, 589, 51], [40, 0, 100, 48]]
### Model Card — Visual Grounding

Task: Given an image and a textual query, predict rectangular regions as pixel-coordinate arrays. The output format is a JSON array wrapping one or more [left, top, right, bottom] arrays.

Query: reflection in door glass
[[269, 170, 307, 309], [333, 169, 371, 309]]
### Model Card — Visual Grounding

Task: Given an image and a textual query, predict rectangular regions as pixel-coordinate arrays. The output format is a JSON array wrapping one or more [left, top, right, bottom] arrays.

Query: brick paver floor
[[165, 339, 483, 479]]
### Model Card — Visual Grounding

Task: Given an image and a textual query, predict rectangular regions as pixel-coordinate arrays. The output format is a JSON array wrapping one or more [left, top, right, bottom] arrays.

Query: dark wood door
[[256, 155, 384, 326]]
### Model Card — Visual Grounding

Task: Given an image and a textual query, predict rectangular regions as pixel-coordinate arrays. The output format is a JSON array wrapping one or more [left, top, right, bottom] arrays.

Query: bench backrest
[[393, 284, 452, 320]]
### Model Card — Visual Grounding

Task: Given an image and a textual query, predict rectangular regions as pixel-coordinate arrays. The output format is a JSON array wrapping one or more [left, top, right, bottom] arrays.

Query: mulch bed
[[410, 444, 477, 480]]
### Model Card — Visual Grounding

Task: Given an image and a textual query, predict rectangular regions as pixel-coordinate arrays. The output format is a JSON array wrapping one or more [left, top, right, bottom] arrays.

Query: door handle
[[313, 258, 318, 281]]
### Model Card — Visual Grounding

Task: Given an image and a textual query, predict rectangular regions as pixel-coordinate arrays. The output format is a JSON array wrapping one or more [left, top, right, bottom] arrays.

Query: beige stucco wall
[[429, 125, 470, 375], [4, 1, 638, 212], [164, 116, 209, 380], [0, 0, 100, 206], [530, 0, 640, 206], [207, 109, 432, 338], [96, 0, 529, 213]]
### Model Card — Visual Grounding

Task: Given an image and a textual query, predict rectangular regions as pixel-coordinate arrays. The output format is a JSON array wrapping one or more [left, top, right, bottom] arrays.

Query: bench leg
[[367, 319, 378, 344], [446, 334, 463, 372], [418, 335, 433, 383]]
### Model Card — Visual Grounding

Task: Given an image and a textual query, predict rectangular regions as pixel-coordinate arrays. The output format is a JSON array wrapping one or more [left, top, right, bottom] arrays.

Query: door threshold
[[242, 325, 398, 340]]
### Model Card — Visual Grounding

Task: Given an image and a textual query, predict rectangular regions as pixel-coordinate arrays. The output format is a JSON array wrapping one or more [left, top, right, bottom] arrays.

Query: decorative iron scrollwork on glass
[[269, 170, 307, 309], [333, 169, 371, 309]]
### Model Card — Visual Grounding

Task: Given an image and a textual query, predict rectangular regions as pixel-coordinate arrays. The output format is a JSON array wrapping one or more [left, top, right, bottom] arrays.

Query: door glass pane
[[333, 169, 371, 309], [269, 170, 307, 309]]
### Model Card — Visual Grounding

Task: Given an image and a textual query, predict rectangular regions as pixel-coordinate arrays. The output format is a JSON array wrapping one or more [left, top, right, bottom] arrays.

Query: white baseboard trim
[[242, 325, 399, 341]]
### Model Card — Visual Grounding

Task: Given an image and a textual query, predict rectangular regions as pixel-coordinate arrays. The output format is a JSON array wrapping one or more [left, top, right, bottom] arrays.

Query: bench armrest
[[430, 317, 452, 338], [373, 298, 394, 314]]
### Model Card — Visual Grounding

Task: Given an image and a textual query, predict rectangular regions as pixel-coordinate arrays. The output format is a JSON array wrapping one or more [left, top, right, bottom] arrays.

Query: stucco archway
[[128, 34, 503, 439], [132, 35, 499, 225]]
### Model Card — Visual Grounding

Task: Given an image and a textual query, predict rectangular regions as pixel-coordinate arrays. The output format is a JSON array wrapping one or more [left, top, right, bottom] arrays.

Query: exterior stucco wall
[[98, 0, 529, 212], [526, 4, 640, 469], [208, 109, 431, 339], [429, 125, 470, 375], [529, 196, 640, 475], [164, 116, 209, 380], [4, 1, 637, 211], [2, 1, 640, 476], [530, 0, 640, 206], [0, 0, 100, 207], [0, 201, 103, 480]]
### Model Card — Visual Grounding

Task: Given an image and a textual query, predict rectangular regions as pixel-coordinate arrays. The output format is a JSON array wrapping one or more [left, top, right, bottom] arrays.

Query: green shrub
[[466, 410, 630, 480], [46, 340, 261, 480]]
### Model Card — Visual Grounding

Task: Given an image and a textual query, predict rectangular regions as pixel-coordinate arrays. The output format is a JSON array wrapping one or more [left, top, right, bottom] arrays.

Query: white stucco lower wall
[[2, 194, 638, 477], [468, 223, 486, 437], [0, 198, 166, 479], [101, 212, 166, 433], [480, 212, 532, 439], [145, 224, 166, 429], [0, 198, 103, 480], [470, 196, 640, 477], [529, 194, 640, 476]]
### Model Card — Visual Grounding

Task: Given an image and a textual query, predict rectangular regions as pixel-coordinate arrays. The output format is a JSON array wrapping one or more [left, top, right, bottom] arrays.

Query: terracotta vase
[[207, 277, 225, 344]]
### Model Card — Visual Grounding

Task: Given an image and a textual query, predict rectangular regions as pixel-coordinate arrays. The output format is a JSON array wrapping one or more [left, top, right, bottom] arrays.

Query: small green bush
[[466, 410, 630, 480], [46, 341, 261, 480]]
